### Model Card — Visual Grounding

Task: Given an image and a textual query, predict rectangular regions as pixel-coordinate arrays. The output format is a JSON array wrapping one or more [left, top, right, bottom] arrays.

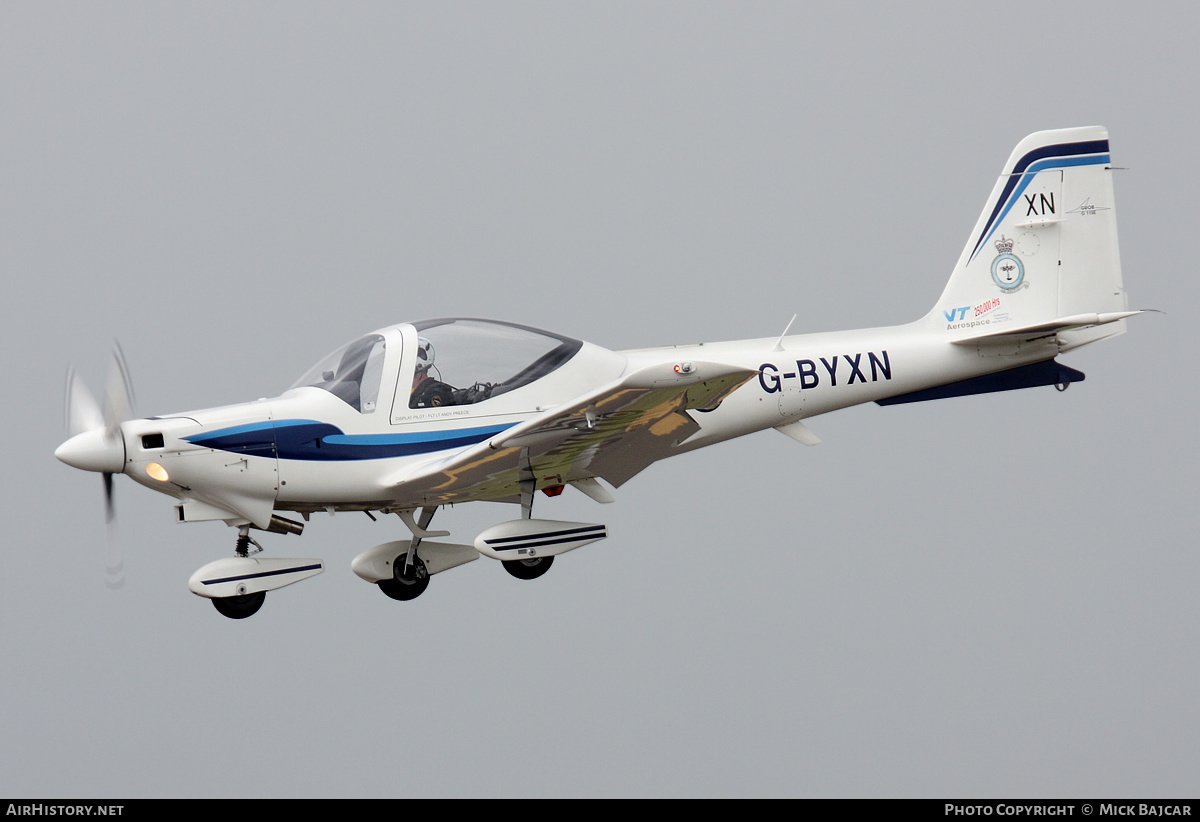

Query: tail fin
[[930, 127, 1130, 350]]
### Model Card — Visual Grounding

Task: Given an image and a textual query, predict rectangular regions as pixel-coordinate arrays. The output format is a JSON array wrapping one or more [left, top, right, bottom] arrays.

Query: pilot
[[410, 337, 455, 408]]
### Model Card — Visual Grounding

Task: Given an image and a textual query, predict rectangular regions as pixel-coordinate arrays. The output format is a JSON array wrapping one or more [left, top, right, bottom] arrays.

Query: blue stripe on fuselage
[[184, 419, 513, 461], [182, 420, 280, 459]]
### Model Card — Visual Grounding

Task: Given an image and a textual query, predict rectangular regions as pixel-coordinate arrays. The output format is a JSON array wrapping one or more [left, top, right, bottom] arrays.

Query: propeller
[[58, 342, 136, 589]]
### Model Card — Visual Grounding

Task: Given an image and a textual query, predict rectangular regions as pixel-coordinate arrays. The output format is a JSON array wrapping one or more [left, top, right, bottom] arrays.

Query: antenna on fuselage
[[771, 314, 797, 352]]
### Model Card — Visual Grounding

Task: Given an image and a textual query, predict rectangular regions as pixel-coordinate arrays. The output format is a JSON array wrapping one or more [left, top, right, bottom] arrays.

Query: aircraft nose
[[55, 427, 126, 473]]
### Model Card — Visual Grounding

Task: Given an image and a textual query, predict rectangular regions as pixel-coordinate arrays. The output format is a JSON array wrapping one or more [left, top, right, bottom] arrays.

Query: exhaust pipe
[[266, 515, 305, 536]]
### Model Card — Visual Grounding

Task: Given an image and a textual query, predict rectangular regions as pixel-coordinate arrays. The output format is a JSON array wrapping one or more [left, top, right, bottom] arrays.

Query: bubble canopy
[[290, 333, 387, 413], [292, 319, 584, 413]]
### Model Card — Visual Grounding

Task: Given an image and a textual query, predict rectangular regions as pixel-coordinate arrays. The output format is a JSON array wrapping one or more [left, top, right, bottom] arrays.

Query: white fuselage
[[112, 314, 1056, 530], [625, 315, 1054, 454]]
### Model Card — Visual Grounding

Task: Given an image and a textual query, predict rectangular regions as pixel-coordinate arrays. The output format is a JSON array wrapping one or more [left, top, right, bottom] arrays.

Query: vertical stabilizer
[[929, 127, 1128, 348]]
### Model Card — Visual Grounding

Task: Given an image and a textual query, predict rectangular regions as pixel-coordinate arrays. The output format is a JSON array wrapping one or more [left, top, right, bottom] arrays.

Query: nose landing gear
[[212, 590, 266, 619], [189, 525, 324, 620]]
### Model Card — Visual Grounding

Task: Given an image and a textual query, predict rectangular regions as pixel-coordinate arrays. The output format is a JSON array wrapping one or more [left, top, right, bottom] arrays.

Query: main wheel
[[212, 591, 266, 619], [503, 555, 554, 580], [378, 555, 430, 601]]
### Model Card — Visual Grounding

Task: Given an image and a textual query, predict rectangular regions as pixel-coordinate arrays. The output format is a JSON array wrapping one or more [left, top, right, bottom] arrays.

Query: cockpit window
[[291, 334, 386, 412], [407, 319, 582, 409]]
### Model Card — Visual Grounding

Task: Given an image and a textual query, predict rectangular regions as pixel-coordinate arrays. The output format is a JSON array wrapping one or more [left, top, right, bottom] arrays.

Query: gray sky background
[[3, 1, 1196, 798]]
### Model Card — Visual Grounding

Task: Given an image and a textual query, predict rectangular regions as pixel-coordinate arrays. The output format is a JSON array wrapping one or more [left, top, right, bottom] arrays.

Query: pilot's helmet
[[416, 337, 435, 373]]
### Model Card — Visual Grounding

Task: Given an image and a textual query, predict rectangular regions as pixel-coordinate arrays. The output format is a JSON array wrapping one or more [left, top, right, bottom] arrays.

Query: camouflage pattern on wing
[[384, 363, 756, 506]]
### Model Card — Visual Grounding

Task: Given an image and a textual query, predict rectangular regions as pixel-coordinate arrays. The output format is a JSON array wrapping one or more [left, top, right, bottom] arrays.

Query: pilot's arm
[[410, 375, 454, 408]]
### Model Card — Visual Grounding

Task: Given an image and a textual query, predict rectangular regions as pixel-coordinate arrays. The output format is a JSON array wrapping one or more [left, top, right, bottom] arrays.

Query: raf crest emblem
[[990, 236, 1026, 292]]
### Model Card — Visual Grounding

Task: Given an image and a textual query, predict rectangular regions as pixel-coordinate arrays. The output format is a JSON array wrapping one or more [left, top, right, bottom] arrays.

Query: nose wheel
[[212, 590, 266, 619], [197, 526, 324, 619]]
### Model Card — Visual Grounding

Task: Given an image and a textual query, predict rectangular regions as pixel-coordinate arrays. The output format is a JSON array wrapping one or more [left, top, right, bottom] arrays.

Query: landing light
[[146, 463, 169, 482]]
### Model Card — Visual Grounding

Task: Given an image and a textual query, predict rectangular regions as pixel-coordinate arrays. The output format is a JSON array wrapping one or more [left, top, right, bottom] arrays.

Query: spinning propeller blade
[[104, 341, 135, 437], [64, 366, 104, 438], [103, 470, 115, 523], [59, 342, 136, 590]]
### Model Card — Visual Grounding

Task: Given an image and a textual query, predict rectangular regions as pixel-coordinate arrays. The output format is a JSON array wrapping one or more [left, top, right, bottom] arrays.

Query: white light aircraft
[[56, 127, 1143, 619]]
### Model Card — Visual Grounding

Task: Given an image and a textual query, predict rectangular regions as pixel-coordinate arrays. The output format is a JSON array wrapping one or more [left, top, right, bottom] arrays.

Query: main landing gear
[[361, 502, 579, 602], [373, 507, 444, 602], [501, 478, 553, 581], [378, 554, 430, 601], [502, 555, 554, 580]]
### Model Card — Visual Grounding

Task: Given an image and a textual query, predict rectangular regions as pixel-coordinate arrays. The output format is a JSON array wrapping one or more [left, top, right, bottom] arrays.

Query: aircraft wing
[[383, 361, 757, 505]]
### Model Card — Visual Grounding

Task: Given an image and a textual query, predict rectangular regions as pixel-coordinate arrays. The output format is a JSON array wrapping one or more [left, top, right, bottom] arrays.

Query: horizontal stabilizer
[[876, 359, 1084, 406], [951, 311, 1143, 346]]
